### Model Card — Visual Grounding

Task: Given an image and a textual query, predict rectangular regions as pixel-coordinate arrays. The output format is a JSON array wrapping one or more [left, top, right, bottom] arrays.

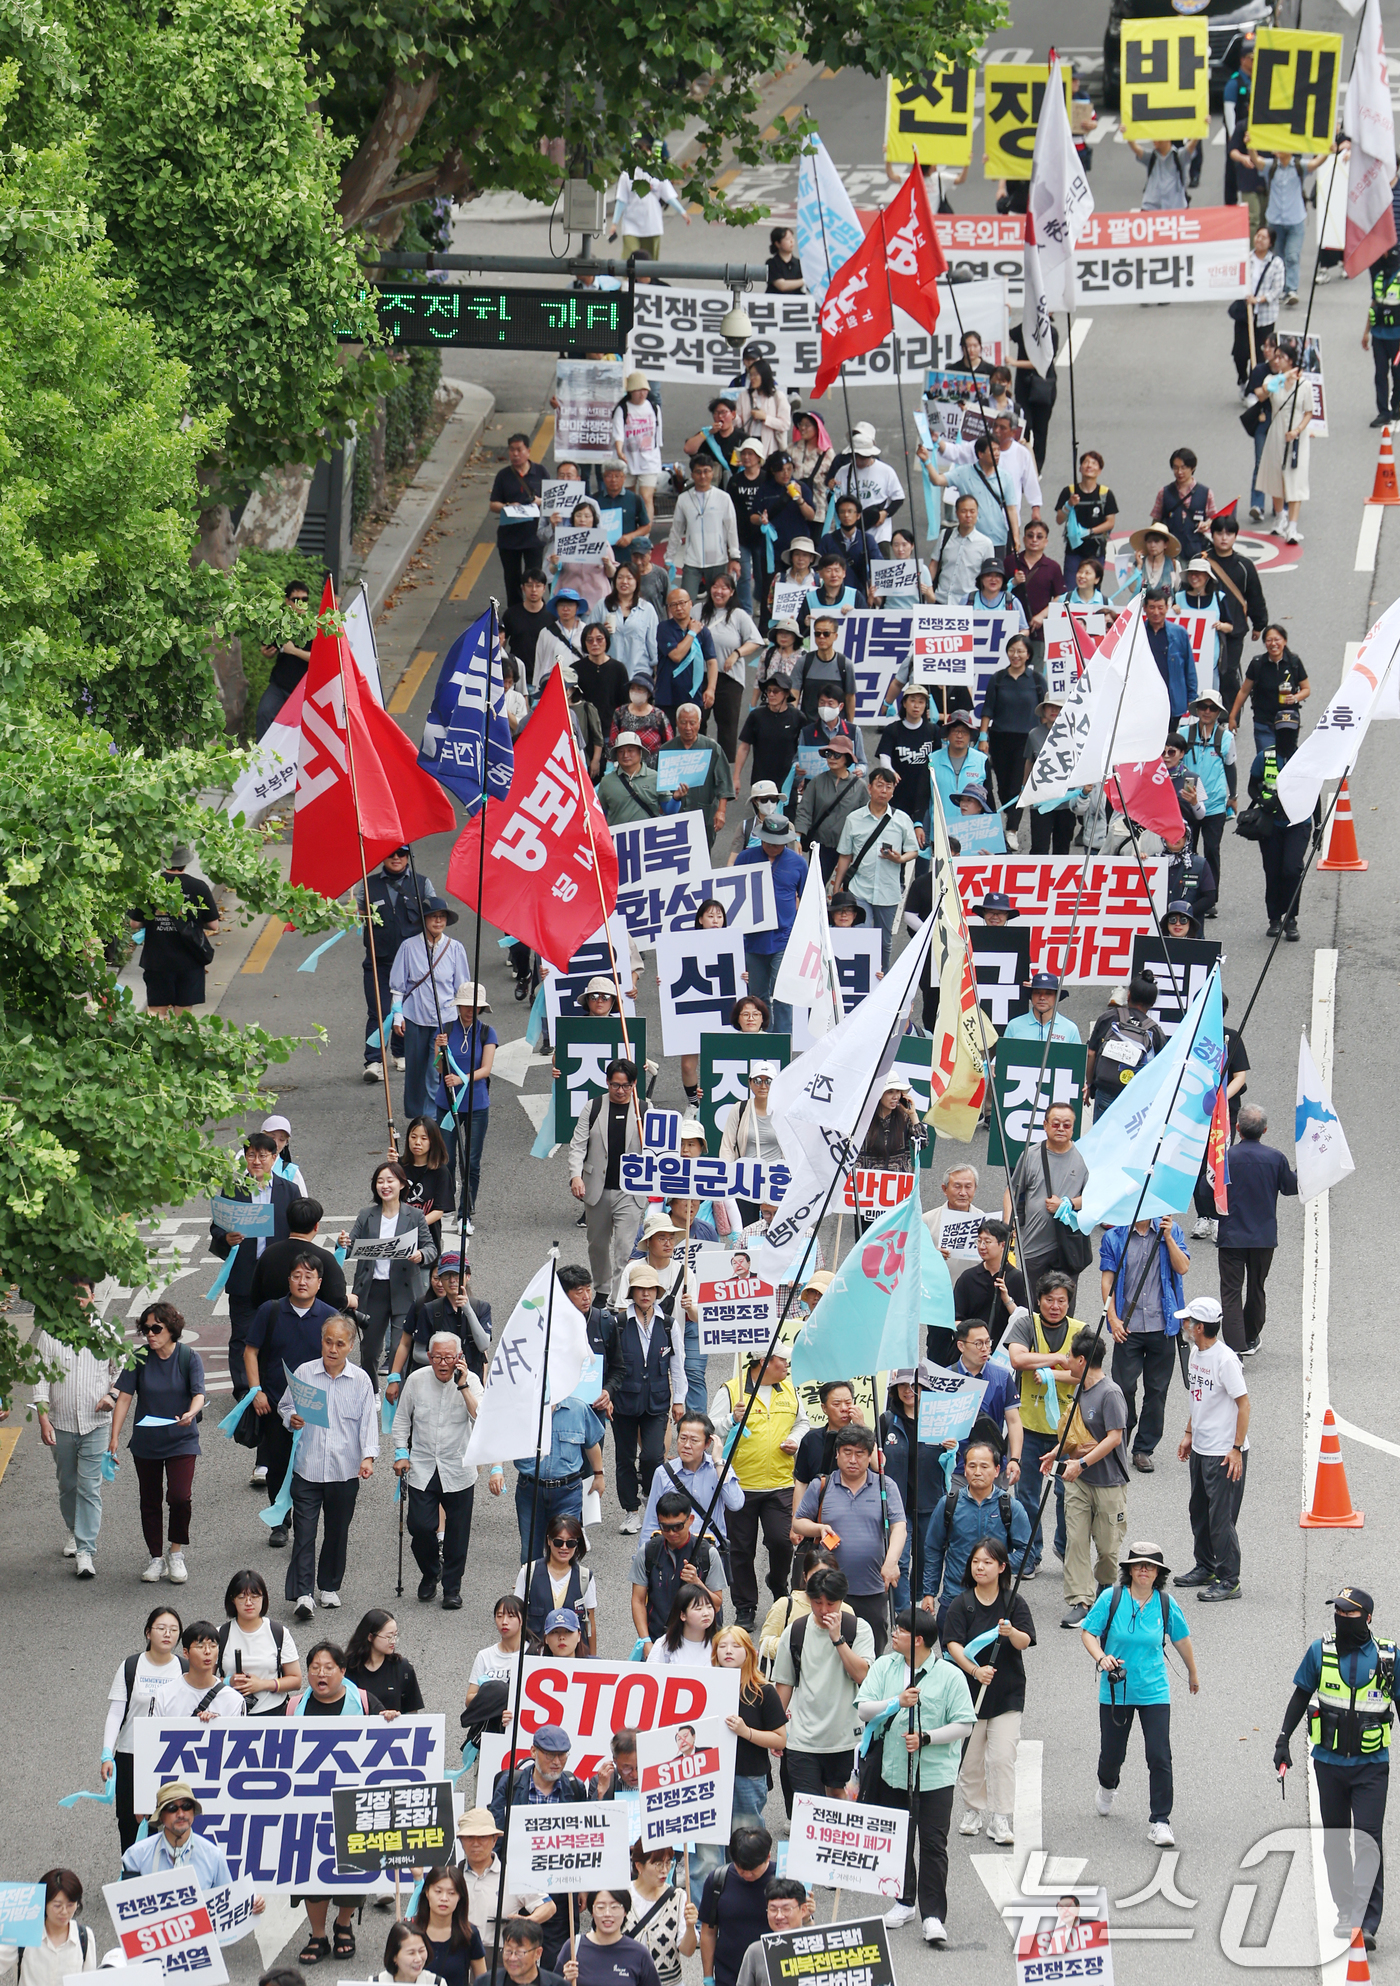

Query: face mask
[[817, 703, 840, 724], [754, 798, 779, 816], [1335, 1610, 1371, 1654], [629, 686, 648, 704]]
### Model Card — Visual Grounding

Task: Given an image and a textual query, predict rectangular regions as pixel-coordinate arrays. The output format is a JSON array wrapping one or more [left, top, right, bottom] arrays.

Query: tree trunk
[[369, 399, 388, 515], [337, 71, 441, 229], [234, 463, 314, 552], [192, 466, 245, 727]]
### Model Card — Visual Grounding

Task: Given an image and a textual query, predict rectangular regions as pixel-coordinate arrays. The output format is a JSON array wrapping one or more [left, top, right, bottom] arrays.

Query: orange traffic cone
[[1369, 425, 1400, 505], [1317, 778, 1369, 872], [1300, 1408, 1364, 1528], [1346, 1929, 1371, 1982]]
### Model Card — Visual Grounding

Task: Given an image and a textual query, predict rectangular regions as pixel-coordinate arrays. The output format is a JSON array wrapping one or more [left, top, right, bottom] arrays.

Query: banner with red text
[[954, 856, 1168, 983], [931, 205, 1247, 305]]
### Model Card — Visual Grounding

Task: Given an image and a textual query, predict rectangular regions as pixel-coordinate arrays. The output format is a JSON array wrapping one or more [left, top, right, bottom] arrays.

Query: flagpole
[[879, 178, 928, 595], [488, 1244, 559, 1986], [336, 583, 400, 1158], [807, 115, 861, 472], [458, 599, 500, 1236], [938, 278, 1019, 550]]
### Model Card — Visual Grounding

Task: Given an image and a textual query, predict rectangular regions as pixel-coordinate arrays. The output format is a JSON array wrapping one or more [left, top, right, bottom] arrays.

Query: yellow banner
[[983, 64, 1074, 179], [924, 802, 995, 1141], [1245, 29, 1342, 153], [885, 68, 974, 168], [1119, 20, 1209, 140]]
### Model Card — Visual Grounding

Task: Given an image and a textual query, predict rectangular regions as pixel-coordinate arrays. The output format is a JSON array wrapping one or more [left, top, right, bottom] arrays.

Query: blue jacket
[[1145, 619, 1197, 717], [1216, 1138, 1298, 1249], [1182, 721, 1234, 816], [924, 1483, 1033, 1602], [735, 845, 808, 953], [817, 527, 882, 594], [1098, 1221, 1188, 1338]]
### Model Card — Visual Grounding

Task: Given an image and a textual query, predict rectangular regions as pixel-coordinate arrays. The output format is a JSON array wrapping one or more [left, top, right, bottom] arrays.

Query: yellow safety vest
[[1017, 1313, 1082, 1436], [1309, 1636, 1396, 1757], [724, 1376, 800, 1491]]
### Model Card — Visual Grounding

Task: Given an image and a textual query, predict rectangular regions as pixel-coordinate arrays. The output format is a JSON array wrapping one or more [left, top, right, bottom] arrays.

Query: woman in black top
[[860, 1082, 924, 1171], [765, 226, 805, 293], [1054, 450, 1119, 589], [1232, 623, 1309, 765], [344, 1609, 426, 1715], [256, 579, 313, 737], [489, 439, 546, 609], [979, 634, 1047, 838], [410, 1868, 486, 1986], [576, 622, 632, 744], [712, 1625, 786, 1812], [941, 1538, 1035, 1844], [403, 1118, 453, 1246]]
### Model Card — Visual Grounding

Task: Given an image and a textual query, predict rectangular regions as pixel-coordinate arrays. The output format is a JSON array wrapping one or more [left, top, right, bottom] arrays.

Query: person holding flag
[[1020, 52, 1094, 383], [811, 162, 945, 402], [430, 984, 498, 1232], [417, 607, 515, 815]]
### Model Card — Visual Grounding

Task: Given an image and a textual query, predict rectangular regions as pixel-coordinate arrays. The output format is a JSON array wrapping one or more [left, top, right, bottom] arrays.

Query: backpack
[[120, 1648, 190, 1724], [215, 1618, 287, 1676], [643, 1532, 717, 1587], [1094, 1009, 1158, 1089], [20, 1929, 89, 1976], [787, 1608, 857, 1689], [942, 1487, 1017, 1562]]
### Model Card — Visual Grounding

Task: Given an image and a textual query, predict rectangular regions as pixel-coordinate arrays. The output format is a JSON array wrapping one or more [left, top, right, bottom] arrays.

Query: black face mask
[[1335, 1610, 1371, 1654]]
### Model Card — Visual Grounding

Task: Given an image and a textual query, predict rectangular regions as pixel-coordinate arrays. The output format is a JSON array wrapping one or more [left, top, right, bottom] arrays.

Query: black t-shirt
[[422, 1924, 486, 1986], [793, 1424, 847, 1489], [573, 1936, 660, 1986], [1244, 648, 1307, 727], [249, 1239, 347, 1313], [404, 1162, 453, 1224], [951, 1262, 1027, 1345], [268, 643, 310, 697], [1223, 1025, 1250, 1129], [940, 1589, 1036, 1718], [577, 656, 632, 727], [738, 706, 803, 786], [766, 253, 804, 292], [1054, 484, 1118, 550], [728, 474, 771, 549], [491, 463, 545, 549], [136, 872, 218, 974], [699, 1864, 772, 1986], [604, 1102, 631, 1191], [346, 1653, 424, 1715], [504, 604, 550, 678], [734, 1680, 787, 1778], [876, 717, 939, 821], [1086, 1007, 1167, 1096], [301, 1686, 384, 1715]]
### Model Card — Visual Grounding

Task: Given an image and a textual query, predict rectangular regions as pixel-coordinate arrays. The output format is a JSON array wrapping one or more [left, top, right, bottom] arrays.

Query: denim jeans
[[1272, 219, 1304, 294], [732, 1773, 770, 1820], [54, 1425, 107, 1555], [514, 1470, 583, 1560], [1251, 422, 1269, 512], [857, 899, 897, 971], [1016, 1427, 1066, 1565], [402, 1019, 438, 1122], [743, 944, 792, 1034]]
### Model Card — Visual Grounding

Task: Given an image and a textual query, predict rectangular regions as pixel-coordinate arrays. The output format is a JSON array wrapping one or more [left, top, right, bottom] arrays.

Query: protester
[[245, 1255, 340, 1534], [29, 1279, 119, 1580], [1004, 972, 1080, 1044], [922, 1441, 1032, 1626], [513, 1515, 598, 1654], [945, 1320, 1024, 1479], [498, 1922, 563, 1986], [830, 764, 918, 969], [1080, 1544, 1200, 1848], [1231, 621, 1309, 763], [568, 1059, 647, 1292], [712, 1346, 806, 1629], [393, 1332, 481, 1608], [101, 1604, 186, 1850], [489, 1729, 595, 1966], [121, 1779, 238, 1888], [410, 1867, 488, 1986], [622, 1849, 697, 1984], [1101, 1214, 1189, 1474], [1215, 1102, 1297, 1354], [1051, 1328, 1130, 1629], [1173, 1297, 1250, 1602], [1085, 975, 1166, 1120], [1054, 451, 1118, 586], [1003, 1273, 1085, 1572], [698, 1828, 775, 1986], [794, 733, 867, 880], [218, 1569, 302, 1712], [128, 847, 220, 1018], [640, 1411, 743, 1545], [391, 899, 470, 1121], [452, 1811, 546, 1959], [733, 819, 807, 1032], [341, 1162, 435, 1392], [489, 1400, 606, 1563], [657, 702, 734, 846], [792, 1424, 905, 1653], [952, 1224, 1028, 1358], [0, 1870, 96, 1984], [610, 1261, 685, 1535], [772, 1566, 874, 1797], [632, 1493, 726, 1650], [280, 1315, 378, 1622], [490, 435, 546, 608], [943, 1538, 1036, 1845], [108, 1302, 203, 1586], [210, 1132, 297, 1402], [1002, 1103, 1088, 1302], [250, 1197, 349, 1315]]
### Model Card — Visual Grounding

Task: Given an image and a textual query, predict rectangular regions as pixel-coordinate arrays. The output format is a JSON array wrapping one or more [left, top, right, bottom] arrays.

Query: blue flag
[[417, 609, 514, 812], [1072, 966, 1227, 1231], [791, 1160, 924, 1385]]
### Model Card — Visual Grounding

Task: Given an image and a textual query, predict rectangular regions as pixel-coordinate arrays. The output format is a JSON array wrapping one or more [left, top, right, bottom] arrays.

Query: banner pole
[[336, 583, 399, 1159], [457, 599, 500, 1236], [878, 187, 926, 584]]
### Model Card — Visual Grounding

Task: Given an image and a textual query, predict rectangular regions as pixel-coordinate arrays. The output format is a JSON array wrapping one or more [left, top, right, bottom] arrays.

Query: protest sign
[[949, 810, 1007, 855], [983, 62, 1073, 176], [1245, 30, 1341, 153], [988, 1040, 1088, 1167], [211, 1198, 275, 1239], [103, 1871, 228, 1986], [567, 1351, 605, 1407], [199, 1879, 258, 1949], [617, 864, 777, 949], [970, 932, 1035, 1037], [656, 931, 748, 1055], [1164, 604, 1220, 695], [554, 360, 623, 464], [837, 1169, 918, 1216], [933, 1211, 985, 1262], [635, 1714, 737, 1848], [759, 1917, 895, 1986], [871, 560, 918, 597], [654, 748, 715, 795], [0, 1884, 45, 1946], [540, 480, 587, 516], [346, 1234, 417, 1263], [953, 856, 1168, 984], [791, 930, 882, 1051], [1012, 1890, 1113, 1986], [331, 1782, 454, 1872], [698, 1033, 792, 1149], [132, 1717, 447, 1894], [885, 66, 974, 168], [835, 608, 1021, 723], [618, 1152, 791, 1204], [786, 1795, 909, 1897], [612, 815, 708, 890], [1130, 935, 1222, 1036], [1298, 332, 1327, 438], [916, 1371, 988, 1442], [771, 581, 809, 621], [551, 528, 610, 565], [504, 1806, 630, 1893], [694, 1247, 778, 1354], [479, 1660, 739, 1788], [930, 206, 1247, 307], [908, 609, 979, 690], [543, 917, 636, 1029], [553, 1016, 649, 1143], [286, 1372, 330, 1428], [1120, 19, 1209, 140]]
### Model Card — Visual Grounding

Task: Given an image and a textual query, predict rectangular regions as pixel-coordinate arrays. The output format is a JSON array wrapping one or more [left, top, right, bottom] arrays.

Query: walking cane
[[396, 1473, 405, 1600]]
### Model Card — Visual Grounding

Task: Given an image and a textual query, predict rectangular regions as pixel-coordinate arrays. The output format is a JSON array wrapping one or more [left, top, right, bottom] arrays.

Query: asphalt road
[[4, 3, 1400, 1980]]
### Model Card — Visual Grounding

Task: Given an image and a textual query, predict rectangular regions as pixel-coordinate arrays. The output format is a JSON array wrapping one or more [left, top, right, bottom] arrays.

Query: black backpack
[[216, 1618, 286, 1675], [119, 1648, 189, 1724], [942, 1487, 1018, 1563], [787, 1608, 857, 1688], [1103, 1580, 1171, 1649]]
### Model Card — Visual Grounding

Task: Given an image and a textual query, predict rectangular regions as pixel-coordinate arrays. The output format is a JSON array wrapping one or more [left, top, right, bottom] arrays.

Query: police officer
[[1275, 1584, 1395, 1951], [1362, 245, 1400, 431], [354, 846, 434, 1083]]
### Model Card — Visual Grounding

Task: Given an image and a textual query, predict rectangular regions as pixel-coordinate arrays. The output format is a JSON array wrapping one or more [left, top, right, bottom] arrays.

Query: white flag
[[225, 682, 304, 825], [464, 1257, 589, 1465], [774, 858, 844, 1034], [1277, 594, 1400, 821], [1074, 597, 1170, 783], [1344, 0, 1397, 272], [1022, 53, 1095, 376], [796, 136, 865, 307], [1296, 1032, 1354, 1202]]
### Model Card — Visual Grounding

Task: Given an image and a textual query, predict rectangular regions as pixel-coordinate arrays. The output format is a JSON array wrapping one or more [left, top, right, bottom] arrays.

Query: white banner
[[635, 1713, 738, 1848], [617, 862, 777, 950], [791, 930, 882, 1051], [201, 1879, 259, 1949], [478, 1658, 740, 1789], [466, 1261, 589, 1466], [504, 1805, 631, 1893], [871, 560, 918, 597], [694, 1246, 779, 1353], [543, 916, 637, 1029], [954, 855, 1168, 984], [541, 479, 587, 515], [787, 1794, 910, 1898], [612, 815, 709, 890], [103, 1871, 229, 1985], [655, 931, 748, 1055]]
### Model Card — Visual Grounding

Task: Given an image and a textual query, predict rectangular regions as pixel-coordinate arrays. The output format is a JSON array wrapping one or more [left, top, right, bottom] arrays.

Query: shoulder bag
[[1036, 1144, 1093, 1275]]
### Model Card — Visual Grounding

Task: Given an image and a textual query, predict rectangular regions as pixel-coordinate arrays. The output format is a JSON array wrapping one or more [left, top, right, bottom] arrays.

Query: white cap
[[613, 731, 644, 750], [260, 1114, 291, 1135], [749, 1060, 780, 1081]]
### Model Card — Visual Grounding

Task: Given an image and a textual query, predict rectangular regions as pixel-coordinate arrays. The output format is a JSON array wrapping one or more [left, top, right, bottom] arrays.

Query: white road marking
[[1068, 318, 1094, 362], [1087, 116, 1118, 147], [1354, 503, 1383, 572], [1328, 1412, 1400, 1460], [491, 1035, 546, 1087]]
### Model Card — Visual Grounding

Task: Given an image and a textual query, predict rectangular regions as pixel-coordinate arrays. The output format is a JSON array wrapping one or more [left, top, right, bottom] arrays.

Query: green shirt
[[856, 1650, 975, 1790], [836, 804, 919, 907], [773, 1610, 876, 1754], [598, 766, 663, 825]]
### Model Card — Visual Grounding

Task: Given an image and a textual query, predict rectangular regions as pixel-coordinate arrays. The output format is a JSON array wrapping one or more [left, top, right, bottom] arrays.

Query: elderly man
[[923, 1166, 988, 1359], [1216, 1102, 1297, 1356], [568, 1057, 647, 1292], [613, 1205, 700, 1413], [390, 894, 469, 1122], [122, 1780, 261, 1894], [597, 731, 663, 825], [666, 454, 740, 602], [658, 701, 734, 846], [598, 459, 651, 552], [245, 1251, 341, 1539], [281, 1314, 378, 1621], [656, 586, 718, 720], [394, 1330, 481, 1610], [488, 1726, 592, 1967]]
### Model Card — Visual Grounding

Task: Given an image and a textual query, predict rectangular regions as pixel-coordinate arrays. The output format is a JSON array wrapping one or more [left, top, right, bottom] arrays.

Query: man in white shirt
[[394, 1330, 481, 1610], [29, 1278, 121, 1578], [930, 495, 996, 607], [610, 164, 690, 259], [281, 1315, 379, 1620], [164, 1622, 247, 1721], [829, 424, 905, 547], [666, 454, 740, 602], [1175, 1297, 1250, 1603], [923, 1165, 988, 1281]]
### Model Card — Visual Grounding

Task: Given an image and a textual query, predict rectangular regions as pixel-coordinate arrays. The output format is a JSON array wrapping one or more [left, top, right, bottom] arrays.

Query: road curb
[[354, 382, 496, 617]]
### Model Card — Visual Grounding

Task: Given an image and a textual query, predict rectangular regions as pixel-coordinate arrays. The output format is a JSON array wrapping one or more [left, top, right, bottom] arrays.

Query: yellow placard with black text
[[983, 64, 1073, 179], [885, 69, 975, 168], [1119, 20, 1209, 141], [1245, 29, 1342, 154]]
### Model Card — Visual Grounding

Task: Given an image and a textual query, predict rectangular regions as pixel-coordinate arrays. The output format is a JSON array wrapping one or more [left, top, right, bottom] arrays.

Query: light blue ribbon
[[298, 930, 346, 972], [381, 1392, 397, 1435], [100, 1451, 118, 1482], [1036, 1369, 1061, 1430], [531, 1110, 558, 1159], [920, 462, 941, 540], [525, 983, 547, 1048], [447, 1754, 476, 1787], [334, 1245, 346, 1264], [205, 1251, 238, 1303], [131, 928, 146, 944], [367, 996, 403, 1053], [963, 1626, 1001, 1660], [259, 1428, 302, 1526], [219, 1390, 258, 1438], [58, 1781, 116, 1809], [940, 1448, 956, 1492]]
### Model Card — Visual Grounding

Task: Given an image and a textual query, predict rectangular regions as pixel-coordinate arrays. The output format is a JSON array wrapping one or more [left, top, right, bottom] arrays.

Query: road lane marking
[[1354, 503, 1383, 572], [241, 915, 286, 974], [388, 648, 437, 714], [450, 542, 495, 603]]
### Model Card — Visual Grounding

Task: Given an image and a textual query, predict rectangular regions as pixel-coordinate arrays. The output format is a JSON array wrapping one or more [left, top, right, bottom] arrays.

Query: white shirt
[[829, 459, 905, 545], [218, 1616, 299, 1711], [278, 1356, 379, 1482], [469, 1643, 523, 1691], [252, 1179, 273, 1258], [1187, 1339, 1249, 1457], [103, 1653, 185, 1755], [397, 1363, 481, 1493], [374, 1208, 397, 1282], [456, 1856, 544, 1942], [614, 172, 685, 238], [646, 1637, 716, 1667], [0, 1917, 95, 1986], [666, 487, 739, 570], [160, 1676, 247, 1721], [29, 1326, 121, 1435]]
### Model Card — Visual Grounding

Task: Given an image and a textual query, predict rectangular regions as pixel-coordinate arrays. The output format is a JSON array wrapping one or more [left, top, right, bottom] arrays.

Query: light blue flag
[[791, 1161, 924, 1385], [796, 135, 864, 307], [920, 1217, 955, 1351], [1072, 966, 1227, 1232]]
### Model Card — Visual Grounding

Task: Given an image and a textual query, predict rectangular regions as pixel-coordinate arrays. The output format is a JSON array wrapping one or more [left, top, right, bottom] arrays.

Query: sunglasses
[[549, 1536, 579, 1550], [139, 1323, 167, 1337], [162, 1801, 196, 1814]]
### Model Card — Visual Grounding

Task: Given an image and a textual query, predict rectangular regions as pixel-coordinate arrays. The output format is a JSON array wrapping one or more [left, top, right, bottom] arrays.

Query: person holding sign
[[120, 1779, 240, 1890], [490, 434, 546, 610], [0, 1870, 94, 1986], [280, 1315, 378, 1621], [342, 1162, 436, 1394], [857, 1607, 974, 1945]]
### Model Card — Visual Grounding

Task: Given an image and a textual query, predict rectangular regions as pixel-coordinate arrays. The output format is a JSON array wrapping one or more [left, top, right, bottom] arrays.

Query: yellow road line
[[388, 648, 438, 714], [241, 915, 286, 976], [449, 543, 495, 604], [530, 415, 555, 462], [0, 1426, 18, 1484]]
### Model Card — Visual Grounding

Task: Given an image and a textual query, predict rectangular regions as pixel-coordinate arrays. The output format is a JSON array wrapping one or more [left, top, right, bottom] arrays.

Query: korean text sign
[[102, 1872, 228, 1986], [331, 1781, 454, 1871], [955, 858, 1167, 984], [636, 1714, 737, 1847], [884, 68, 974, 167], [786, 1795, 909, 1897], [759, 1917, 896, 1986], [553, 1016, 649, 1143], [694, 1247, 778, 1354], [988, 1040, 1088, 1168], [504, 1806, 630, 1892], [477, 1659, 739, 1787]]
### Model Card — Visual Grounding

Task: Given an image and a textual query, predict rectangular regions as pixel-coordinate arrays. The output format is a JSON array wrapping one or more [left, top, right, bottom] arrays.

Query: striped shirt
[[28, 1327, 121, 1434]]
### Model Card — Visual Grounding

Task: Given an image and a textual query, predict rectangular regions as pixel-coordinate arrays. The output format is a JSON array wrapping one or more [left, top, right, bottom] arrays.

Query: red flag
[[1106, 757, 1186, 844], [812, 224, 891, 400], [880, 163, 946, 332], [289, 581, 456, 898], [1205, 1080, 1230, 1215], [446, 669, 618, 973]]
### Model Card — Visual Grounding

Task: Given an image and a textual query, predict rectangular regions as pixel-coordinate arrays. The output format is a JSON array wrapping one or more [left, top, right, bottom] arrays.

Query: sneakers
[[1148, 1820, 1176, 1847], [958, 1810, 982, 1836], [922, 1918, 947, 1946], [1284, 291, 1300, 306], [295, 1595, 316, 1621], [75, 1551, 96, 1579], [619, 1512, 641, 1535], [1242, 1338, 1260, 1357], [319, 1589, 341, 1607], [250, 1465, 268, 1488], [1174, 1565, 1215, 1588], [63, 1530, 77, 1558], [364, 1062, 383, 1084], [142, 1556, 165, 1582], [1061, 1603, 1091, 1627], [1266, 920, 1283, 938], [1249, 505, 1265, 523], [392, 1055, 406, 1072], [165, 1550, 188, 1584], [883, 1904, 916, 1928], [1192, 1216, 1214, 1240], [987, 1814, 1015, 1845], [462, 1216, 475, 1237], [1284, 918, 1300, 941], [1200, 1579, 1241, 1601], [1095, 1786, 1116, 1816]]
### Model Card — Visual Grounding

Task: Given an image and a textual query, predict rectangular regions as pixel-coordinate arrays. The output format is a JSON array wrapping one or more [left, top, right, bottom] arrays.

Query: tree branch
[[336, 70, 442, 230]]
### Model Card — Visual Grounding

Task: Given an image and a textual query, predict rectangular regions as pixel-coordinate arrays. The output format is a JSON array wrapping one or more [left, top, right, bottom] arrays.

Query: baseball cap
[[544, 1609, 580, 1636]]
